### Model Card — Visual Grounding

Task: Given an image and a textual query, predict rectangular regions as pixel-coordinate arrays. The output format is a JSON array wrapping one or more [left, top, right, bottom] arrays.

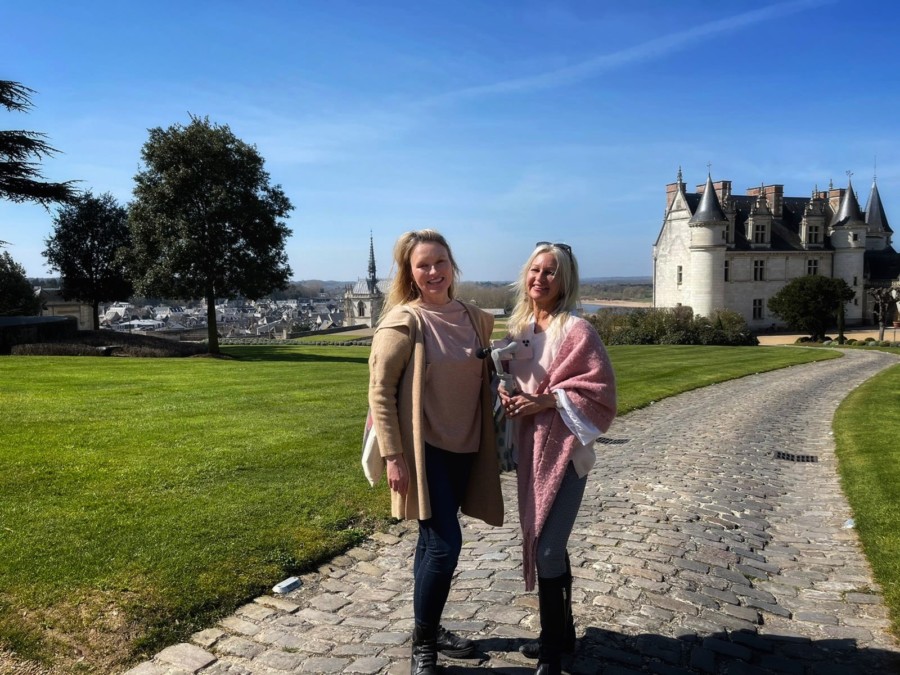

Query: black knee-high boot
[[535, 574, 567, 675], [521, 555, 575, 659], [411, 624, 439, 674], [562, 555, 575, 650]]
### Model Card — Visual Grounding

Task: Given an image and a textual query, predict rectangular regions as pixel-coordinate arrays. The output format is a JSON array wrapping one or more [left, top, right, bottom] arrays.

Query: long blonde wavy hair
[[379, 229, 461, 320], [507, 242, 579, 339]]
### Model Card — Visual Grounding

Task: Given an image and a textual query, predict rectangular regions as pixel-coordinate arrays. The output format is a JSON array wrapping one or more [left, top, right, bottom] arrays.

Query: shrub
[[12, 343, 102, 356], [586, 306, 758, 346], [7, 330, 206, 357]]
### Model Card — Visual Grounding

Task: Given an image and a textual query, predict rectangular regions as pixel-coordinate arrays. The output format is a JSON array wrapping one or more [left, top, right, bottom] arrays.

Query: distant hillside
[[295, 276, 652, 287], [582, 276, 652, 285]]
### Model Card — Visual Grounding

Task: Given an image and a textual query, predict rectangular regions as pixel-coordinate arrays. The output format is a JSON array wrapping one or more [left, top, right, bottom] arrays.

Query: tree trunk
[[206, 292, 219, 354], [837, 302, 845, 344], [92, 300, 100, 331], [879, 321, 885, 342]]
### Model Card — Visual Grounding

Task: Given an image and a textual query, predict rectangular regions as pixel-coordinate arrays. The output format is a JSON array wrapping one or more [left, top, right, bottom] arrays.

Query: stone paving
[[126, 349, 900, 675]]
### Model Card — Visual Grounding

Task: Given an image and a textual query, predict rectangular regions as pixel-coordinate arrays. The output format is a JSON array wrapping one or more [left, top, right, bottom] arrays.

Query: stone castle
[[653, 169, 900, 328]]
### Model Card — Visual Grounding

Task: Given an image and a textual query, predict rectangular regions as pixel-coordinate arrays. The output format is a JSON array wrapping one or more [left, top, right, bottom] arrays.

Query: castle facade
[[653, 169, 900, 329]]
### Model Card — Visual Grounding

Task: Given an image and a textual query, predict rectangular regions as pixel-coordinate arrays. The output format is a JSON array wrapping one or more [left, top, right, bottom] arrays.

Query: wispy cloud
[[428, 0, 835, 104]]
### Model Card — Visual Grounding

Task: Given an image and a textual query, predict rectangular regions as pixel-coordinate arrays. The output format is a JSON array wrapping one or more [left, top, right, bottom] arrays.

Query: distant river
[[580, 302, 636, 313]]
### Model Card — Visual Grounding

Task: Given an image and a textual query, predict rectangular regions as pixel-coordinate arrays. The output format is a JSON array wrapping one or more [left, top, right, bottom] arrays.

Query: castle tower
[[864, 178, 893, 250], [688, 174, 728, 317], [829, 178, 867, 323]]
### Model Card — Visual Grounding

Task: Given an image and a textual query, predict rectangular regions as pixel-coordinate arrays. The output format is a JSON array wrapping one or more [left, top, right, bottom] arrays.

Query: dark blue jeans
[[413, 442, 474, 630]]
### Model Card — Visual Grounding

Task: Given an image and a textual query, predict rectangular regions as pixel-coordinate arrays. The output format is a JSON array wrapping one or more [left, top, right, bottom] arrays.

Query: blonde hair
[[507, 242, 579, 338], [380, 229, 461, 319]]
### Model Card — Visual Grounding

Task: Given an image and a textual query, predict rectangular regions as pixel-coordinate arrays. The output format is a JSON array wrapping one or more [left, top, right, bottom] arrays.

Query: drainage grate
[[775, 451, 818, 463]]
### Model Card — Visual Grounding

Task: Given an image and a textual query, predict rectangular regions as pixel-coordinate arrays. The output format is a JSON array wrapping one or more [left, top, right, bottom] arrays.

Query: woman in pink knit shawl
[[498, 242, 617, 675]]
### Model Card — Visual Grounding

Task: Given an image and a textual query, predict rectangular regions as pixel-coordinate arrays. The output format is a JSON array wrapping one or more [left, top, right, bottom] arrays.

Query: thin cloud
[[429, 0, 835, 104]]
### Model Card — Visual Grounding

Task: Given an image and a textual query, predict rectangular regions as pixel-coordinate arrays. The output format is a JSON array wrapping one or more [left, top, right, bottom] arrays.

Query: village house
[[653, 169, 900, 329], [36, 288, 93, 330]]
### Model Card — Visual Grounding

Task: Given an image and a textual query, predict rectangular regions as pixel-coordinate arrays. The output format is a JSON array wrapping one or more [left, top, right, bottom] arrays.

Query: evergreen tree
[[767, 275, 855, 341], [0, 250, 42, 316], [44, 191, 133, 329], [1, 80, 77, 206], [129, 116, 293, 353]]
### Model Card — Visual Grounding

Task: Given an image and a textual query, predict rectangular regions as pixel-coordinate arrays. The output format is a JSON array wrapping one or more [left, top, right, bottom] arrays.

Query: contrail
[[428, 0, 835, 103]]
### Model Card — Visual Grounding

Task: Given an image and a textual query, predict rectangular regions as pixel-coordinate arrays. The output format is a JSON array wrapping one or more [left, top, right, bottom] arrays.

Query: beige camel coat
[[368, 302, 504, 526]]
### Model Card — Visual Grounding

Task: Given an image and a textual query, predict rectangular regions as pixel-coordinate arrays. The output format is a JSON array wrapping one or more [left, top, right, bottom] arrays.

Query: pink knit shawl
[[516, 318, 617, 590]]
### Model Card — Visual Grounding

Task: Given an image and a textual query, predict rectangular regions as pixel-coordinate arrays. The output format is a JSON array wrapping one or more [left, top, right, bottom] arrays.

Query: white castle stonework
[[653, 169, 900, 329]]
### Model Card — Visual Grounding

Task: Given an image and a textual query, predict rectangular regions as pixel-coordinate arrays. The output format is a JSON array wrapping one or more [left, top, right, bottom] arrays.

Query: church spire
[[366, 232, 378, 294], [367, 231, 376, 281]]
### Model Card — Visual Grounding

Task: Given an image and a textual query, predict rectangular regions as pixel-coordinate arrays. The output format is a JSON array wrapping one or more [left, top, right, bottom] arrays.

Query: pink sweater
[[515, 317, 617, 590]]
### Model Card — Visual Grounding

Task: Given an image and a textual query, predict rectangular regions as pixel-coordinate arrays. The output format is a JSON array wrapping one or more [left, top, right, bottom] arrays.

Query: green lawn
[[0, 346, 382, 671], [833, 362, 900, 639], [609, 344, 839, 413], [0, 344, 843, 671]]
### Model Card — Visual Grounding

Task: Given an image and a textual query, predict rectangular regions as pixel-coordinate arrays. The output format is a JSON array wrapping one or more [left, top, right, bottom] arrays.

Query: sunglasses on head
[[535, 241, 573, 257]]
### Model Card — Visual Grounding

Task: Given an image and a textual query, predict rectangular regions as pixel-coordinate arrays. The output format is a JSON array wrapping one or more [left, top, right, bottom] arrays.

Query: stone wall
[[0, 316, 78, 355]]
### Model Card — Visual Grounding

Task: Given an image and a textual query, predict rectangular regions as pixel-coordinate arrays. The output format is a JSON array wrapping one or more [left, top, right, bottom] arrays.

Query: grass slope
[[0, 344, 839, 671]]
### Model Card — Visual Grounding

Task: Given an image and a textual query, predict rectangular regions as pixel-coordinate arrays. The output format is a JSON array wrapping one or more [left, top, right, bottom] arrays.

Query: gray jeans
[[536, 463, 587, 578]]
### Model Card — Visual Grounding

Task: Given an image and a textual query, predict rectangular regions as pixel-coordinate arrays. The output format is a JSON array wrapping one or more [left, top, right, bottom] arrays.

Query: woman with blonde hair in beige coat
[[368, 229, 504, 674]]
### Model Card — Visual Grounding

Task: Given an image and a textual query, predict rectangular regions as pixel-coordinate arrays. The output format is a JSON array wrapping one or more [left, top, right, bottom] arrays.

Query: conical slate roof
[[830, 179, 864, 228], [864, 180, 893, 233], [689, 174, 727, 224]]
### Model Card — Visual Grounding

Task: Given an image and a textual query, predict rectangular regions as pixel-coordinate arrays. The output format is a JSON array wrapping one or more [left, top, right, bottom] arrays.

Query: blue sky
[[3, 0, 899, 283]]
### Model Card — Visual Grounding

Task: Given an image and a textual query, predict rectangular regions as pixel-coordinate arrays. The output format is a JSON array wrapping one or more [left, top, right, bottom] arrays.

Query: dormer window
[[808, 225, 821, 245], [753, 223, 767, 244]]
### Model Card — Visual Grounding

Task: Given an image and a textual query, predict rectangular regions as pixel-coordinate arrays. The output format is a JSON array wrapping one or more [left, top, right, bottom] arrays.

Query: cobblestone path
[[127, 349, 900, 675]]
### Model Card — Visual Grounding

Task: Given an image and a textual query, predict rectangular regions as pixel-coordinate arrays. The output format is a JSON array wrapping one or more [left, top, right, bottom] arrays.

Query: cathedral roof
[[829, 179, 864, 228], [689, 174, 727, 224], [348, 278, 389, 296], [865, 180, 893, 234]]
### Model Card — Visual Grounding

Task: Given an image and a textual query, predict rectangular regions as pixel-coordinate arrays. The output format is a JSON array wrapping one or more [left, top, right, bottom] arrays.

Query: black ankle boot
[[411, 624, 439, 674], [435, 625, 475, 657]]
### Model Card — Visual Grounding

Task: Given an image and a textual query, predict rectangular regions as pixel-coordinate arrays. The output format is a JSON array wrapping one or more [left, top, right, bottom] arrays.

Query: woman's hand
[[502, 391, 556, 418], [385, 455, 409, 495]]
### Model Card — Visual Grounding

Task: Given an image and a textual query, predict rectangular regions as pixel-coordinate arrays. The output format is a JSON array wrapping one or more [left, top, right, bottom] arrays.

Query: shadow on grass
[[446, 626, 900, 673], [223, 345, 369, 364]]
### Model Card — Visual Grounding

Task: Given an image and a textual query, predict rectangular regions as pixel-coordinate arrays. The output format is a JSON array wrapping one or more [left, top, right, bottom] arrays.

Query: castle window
[[852, 233, 859, 242], [753, 259, 765, 281], [807, 259, 818, 276], [677, 265, 683, 285], [752, 298, 763, 320], [358, 301, 365, 317], [808, 225, 821, 245], [853, 276, 858, 286], [753, 223, 767, 244], [724, 260, 730, 282]]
